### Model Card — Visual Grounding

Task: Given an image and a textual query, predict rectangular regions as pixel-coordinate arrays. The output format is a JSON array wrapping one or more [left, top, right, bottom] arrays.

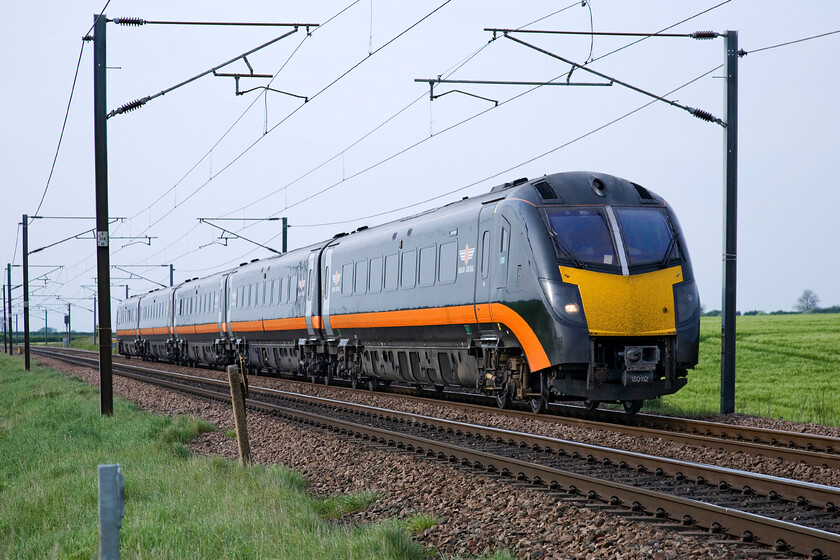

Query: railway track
[[38, 346, 840, 470], [32, 347, 840, 558]]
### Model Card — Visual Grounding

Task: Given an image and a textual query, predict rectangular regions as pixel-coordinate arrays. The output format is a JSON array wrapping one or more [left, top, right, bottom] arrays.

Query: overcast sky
[[2, 0, 839, 333]]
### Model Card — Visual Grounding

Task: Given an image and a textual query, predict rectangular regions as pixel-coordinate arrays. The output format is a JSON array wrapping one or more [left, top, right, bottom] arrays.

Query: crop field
[[0, 355, 504, 559], [649, 314, 840, 425]]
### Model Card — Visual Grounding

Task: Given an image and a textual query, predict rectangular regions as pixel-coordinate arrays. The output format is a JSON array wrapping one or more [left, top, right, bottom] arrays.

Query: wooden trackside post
[[227, 365, 251, 465]]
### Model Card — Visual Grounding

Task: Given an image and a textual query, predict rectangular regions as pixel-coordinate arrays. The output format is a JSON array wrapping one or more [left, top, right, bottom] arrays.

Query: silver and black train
[[116, 171, 701, 413]]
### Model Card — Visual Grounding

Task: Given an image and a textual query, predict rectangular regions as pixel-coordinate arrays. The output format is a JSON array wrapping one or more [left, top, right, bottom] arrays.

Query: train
[[116, 171, 700, 414]]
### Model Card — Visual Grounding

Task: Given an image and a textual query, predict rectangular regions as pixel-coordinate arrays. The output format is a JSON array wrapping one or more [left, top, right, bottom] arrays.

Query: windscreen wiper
[[550, 230, 586, 269], [660, 227, 679, 267]]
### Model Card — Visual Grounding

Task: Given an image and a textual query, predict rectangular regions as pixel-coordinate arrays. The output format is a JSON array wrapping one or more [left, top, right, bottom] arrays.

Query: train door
[[322, 247, 334, 338], [494, 216, 511, 291], [304, 252, 318, 339], [474, 204, 498, 326], [219, 273, 229, 338]]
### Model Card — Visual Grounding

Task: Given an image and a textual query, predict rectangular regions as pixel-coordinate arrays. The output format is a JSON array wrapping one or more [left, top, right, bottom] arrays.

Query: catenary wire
[[222, 2, 579, 219], [226, 0, 733, 230], [742, 28, 840, 55], [118, 0, 361, 229], [61, 0, 730, 285], [32, 0, 112, 218], [170, 1, 733, 273], [122, 0, 713, 265], [203, 63, 724, 266], [125, 0, 452, 239]]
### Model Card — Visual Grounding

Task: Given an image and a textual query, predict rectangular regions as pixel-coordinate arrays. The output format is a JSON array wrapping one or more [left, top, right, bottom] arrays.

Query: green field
[[648, 314, 840, 425], [0, 354, 506, 559]]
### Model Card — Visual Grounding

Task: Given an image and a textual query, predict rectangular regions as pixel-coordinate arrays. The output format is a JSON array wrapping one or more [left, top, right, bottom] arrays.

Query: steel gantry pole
[[93, 14, 114, 416], [2, 283, 6, 354], [720, 30, 739, 415], [22, 215, 30, 370], [6, 264, 12, 355]]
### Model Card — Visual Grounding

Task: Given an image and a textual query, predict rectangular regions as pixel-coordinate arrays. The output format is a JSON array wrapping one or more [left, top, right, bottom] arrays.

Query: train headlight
[[674, 279, 700, 326], [540, 278, 587, 327]]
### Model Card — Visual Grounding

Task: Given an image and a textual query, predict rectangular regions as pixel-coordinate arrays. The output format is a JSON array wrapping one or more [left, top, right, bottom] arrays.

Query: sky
[[1, 0, 839, 333]]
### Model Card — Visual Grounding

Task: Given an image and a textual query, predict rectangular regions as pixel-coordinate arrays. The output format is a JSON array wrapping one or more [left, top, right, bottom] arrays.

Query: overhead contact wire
[[32, 0, 111, 218], [92, 0, 729, 280], [125, 0, 450, 242], [236, 0, 735, 226]]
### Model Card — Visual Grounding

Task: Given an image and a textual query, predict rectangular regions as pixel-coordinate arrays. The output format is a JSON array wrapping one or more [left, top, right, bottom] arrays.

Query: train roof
[[326, 171, 665, 244]]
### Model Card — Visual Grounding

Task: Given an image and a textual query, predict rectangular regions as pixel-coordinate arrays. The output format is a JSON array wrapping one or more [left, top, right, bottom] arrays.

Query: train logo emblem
[[458, 244, 475, 274], [459, 245, 475, 265]]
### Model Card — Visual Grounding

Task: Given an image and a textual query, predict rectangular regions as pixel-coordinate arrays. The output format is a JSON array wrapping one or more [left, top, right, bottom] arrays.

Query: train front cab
[[539, 199, 701, 408]]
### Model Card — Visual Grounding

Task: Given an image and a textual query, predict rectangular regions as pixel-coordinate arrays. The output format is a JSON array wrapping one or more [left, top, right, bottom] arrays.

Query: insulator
[[690, 108, 716, 123], [114, 98, 148, 116], [120, 99, 145, 113], [691, 31, 719, 40], [113, 17, 146, 26]]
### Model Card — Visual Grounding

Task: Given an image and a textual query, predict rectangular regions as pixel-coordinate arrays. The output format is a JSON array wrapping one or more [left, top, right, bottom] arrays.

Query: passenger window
[[401, 250, 417, 289], [342, 263, 353, 296], [501, 226, 509, 253], [419, 246, 435, 287], [354, 260, 367, 294], [384, 254, 398, 291], [369, 257, 383, 293], [439, 241, 457, 284]]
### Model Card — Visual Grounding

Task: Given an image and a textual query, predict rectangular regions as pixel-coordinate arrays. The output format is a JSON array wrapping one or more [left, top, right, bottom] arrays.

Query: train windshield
[[545, 209, 619, 270], [614, 207, 681, 268], [546, 206, 681, 272]]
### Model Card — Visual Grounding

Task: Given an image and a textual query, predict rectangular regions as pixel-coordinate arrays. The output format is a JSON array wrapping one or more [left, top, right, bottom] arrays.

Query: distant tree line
[[701, 289, 839, 317]]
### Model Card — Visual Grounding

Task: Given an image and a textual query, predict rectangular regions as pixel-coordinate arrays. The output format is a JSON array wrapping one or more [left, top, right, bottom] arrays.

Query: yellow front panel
[[559, 266, 684, 336]]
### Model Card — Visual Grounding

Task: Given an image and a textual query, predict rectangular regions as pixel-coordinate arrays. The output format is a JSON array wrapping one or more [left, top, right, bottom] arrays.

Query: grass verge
[[0, 354, 464, 559]]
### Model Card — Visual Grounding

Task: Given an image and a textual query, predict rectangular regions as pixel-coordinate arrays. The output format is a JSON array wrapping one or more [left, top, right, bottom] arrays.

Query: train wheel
[[584, 399, 600, 411], [496, 390, 512, 410], [622, 400, 643, 415], [529, 396, 547, 414]]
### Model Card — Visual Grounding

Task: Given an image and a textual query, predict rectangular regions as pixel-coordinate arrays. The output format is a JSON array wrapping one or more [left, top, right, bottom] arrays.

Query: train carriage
[[226, 252, 310, 374], [133, 287, 175, 361], [115, 296, 140, 357], [172, 273, 226, 365]]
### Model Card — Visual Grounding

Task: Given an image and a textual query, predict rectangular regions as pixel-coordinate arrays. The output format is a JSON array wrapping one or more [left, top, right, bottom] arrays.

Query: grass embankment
[[649, 314, 840, 425], [0, 354, 498, 559]]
